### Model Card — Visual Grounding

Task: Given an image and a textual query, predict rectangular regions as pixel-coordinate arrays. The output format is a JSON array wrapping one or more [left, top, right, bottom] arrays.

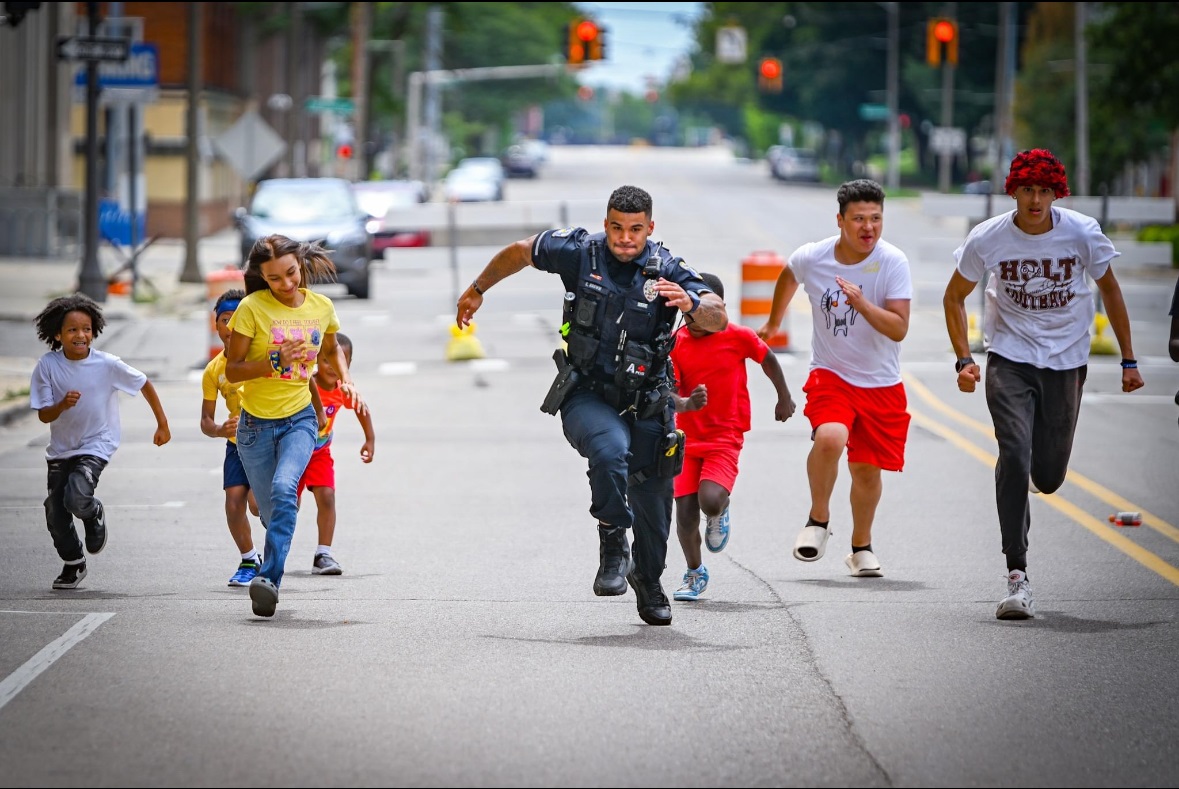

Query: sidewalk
[[0, 230, 242, 425]]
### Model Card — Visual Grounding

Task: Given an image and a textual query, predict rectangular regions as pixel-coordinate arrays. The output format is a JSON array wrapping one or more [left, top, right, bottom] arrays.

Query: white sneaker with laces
[[995, 569, 1035, 620]]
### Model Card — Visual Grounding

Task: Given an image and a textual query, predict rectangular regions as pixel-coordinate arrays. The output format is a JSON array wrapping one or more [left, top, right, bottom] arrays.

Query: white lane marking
[[0, 612, 115, 712], [378, 362, 418, 376], [469, 358, 510, 372]]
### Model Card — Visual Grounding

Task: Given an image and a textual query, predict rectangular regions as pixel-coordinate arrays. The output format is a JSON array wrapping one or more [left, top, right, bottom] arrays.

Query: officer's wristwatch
[[955, 356, 976, 373]]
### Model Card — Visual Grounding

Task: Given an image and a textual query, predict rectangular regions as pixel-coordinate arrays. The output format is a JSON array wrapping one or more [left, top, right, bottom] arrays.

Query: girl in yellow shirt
[[226, 234, 360, 618]]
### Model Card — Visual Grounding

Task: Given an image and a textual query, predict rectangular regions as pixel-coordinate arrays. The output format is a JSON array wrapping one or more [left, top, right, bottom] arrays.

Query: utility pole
[[180, 2, 203, 283], [885, 2, 899, 191], [350, 2, 370, 182], [1075, 2, 1090, 196], [78, 1, 107, 302], [424, 6, 443, 191], [938, 2, 958, 194]]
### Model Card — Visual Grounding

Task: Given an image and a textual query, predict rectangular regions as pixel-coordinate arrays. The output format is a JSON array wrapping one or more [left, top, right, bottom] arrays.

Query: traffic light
[[566, 18, 605, 64], [926, 17, 958, 67], [758, 57, 783, 93], [336, 143, 353, 160]]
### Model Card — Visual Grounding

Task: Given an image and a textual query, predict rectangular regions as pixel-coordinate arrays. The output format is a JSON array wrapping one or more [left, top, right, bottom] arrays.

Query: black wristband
[[955, 356, 976, 373], [1120, 358, 1138, 369], [472, 280, 485, 296]]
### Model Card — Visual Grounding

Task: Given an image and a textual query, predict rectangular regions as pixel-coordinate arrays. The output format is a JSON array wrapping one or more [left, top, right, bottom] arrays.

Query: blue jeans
[[236, 405, 317, 587], [560, 386, 673, 582]]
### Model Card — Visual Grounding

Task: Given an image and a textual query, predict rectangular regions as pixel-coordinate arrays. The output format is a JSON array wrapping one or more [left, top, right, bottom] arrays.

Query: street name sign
[[305, 96, 355, 114], [57, 36, 130, 62]]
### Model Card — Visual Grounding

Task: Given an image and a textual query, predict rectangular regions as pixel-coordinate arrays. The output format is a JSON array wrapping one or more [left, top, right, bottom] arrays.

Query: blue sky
[[573, 2, 705, 94]]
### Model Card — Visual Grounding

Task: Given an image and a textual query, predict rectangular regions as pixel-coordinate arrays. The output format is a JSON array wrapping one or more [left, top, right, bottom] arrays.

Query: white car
[[443, 159, 505, 202]]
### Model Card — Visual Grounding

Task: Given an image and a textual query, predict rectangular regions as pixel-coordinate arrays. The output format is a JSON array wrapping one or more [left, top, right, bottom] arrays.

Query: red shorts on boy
[[673, 440, 741, 498], [297, 444, 335, 499], [802, 368, 910, 472]]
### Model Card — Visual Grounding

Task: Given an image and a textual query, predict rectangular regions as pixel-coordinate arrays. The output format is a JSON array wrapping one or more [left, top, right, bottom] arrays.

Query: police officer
[[456, 185, 727, 626]]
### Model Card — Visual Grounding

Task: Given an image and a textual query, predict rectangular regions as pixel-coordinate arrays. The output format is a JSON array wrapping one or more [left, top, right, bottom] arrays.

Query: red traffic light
[[759, 57, 782, 80], [575, 19, 598, 42], [336, 143, 353, 160], [933, 19, 956, 43]]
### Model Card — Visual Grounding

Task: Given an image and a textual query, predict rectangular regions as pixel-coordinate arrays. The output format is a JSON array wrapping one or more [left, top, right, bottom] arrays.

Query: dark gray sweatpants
[[985, 352, 1086, 571]]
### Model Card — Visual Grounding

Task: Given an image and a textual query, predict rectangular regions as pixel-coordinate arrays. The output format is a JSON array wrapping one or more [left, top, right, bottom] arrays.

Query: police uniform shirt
[[531, 227, 711, 302]]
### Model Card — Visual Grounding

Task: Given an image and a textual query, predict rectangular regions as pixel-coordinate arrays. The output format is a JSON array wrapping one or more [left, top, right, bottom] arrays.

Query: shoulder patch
[[678, 259, 700, 278], [552, 227, 576, 238]]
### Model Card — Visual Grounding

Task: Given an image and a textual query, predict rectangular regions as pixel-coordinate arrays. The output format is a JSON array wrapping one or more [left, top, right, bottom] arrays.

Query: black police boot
[[593, 526, 632, 597], [626, 569, 672, 626]]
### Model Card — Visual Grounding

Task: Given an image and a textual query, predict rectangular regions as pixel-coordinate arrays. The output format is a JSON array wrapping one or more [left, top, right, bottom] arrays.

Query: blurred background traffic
[[1, 2, 1177, 305]]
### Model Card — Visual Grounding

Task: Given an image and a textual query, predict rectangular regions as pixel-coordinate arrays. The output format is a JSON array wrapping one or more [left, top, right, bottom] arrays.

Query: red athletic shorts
[[802, 368, 910, 472], [297, 444, 335, 499], [673, 439, 741, 498]]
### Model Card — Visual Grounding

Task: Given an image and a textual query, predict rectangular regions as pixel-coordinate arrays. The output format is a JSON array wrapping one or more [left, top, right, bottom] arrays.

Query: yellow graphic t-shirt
[[228, 289, 341, 419], [201, 351, 244, 444]]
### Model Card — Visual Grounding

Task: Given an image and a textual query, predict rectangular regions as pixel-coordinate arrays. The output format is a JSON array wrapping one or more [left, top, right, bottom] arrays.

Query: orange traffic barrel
[[740, 250, 789, 352], [206, 266, 245, 360]]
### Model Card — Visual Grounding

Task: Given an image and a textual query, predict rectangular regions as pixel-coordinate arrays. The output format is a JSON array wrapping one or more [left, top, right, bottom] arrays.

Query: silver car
[[771, 148, 821, 183], [234, 178, 374, 299]]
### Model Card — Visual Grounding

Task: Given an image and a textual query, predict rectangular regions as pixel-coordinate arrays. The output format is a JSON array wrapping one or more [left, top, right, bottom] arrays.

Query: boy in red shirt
[[297, 333, 375, 574], [670, 273, 796, 600]]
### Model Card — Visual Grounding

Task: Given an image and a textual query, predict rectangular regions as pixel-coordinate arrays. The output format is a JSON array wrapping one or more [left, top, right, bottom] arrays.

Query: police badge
[[643, 278, 659, 302]]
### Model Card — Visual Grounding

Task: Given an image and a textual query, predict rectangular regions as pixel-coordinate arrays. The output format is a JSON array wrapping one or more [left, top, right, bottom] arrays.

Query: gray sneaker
[[249, 576, 279, 617], [312, 553, 343, 575], [995, 570, 1035, 620]]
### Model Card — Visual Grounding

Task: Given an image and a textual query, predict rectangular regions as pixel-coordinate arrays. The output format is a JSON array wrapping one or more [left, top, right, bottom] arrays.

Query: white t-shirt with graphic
[[29, 348, 147, 461], [788, 236, 913, 387], [954, 206, 1118, 370]]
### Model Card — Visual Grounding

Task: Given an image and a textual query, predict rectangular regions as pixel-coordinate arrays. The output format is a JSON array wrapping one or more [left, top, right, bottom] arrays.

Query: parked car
[[771, 147, 822, 183], [443, 158, 505, 202], [500, 144, 540, 178], [352, 179, 431, 258], [234, 177, 374, 299]]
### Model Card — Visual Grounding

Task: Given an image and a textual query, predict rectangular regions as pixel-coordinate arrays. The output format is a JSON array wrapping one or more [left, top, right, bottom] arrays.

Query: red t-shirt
[[670, 323, 769, 447], [313, 382, 352, 450]]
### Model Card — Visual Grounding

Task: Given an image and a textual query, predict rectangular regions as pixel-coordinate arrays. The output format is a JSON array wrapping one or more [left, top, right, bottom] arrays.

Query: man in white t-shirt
[[758, 179, 913, 578], [943, 148, 1144, 621]]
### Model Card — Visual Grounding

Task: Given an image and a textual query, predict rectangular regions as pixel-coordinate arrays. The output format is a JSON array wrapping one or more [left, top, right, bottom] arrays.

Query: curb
[[0, 395, 31, 427]]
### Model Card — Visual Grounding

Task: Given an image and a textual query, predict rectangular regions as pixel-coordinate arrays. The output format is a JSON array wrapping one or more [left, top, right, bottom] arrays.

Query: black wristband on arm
[[472, 280, 485, 296]]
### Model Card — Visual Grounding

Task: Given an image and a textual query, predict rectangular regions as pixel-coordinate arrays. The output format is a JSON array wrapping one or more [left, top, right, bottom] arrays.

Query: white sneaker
[[995, 570, 1036, 620], [793, 523, 830, 562], [844, 550, 883, 577]]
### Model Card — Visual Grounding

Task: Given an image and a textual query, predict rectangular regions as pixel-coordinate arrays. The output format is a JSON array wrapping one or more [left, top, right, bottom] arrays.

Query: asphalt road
[[1, 145, 1176, 787]]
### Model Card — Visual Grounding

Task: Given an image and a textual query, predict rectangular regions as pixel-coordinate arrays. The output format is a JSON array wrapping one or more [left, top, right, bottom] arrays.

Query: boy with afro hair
[[30, 293, 171, 590]]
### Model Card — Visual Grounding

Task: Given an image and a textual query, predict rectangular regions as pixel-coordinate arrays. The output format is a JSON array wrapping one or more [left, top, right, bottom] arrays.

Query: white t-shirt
[[788, 236, 913, 387], [954, 206, 1118, 369], [29, 348, 147, 461]]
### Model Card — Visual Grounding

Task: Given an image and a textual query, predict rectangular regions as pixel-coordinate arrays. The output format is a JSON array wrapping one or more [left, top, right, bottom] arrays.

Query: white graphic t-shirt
[[788, 236, 913, 387], [954, 206, 1118, 369]]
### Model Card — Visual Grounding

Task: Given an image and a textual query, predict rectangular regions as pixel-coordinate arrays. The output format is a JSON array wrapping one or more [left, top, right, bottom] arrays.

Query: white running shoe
[[995, 570, 1036, 620]]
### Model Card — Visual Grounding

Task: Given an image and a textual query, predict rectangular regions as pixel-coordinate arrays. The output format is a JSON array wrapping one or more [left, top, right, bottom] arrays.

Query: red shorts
[[297, 444, 335, 499], [673, 439, 741, 498], [802, 368, 910, 472]]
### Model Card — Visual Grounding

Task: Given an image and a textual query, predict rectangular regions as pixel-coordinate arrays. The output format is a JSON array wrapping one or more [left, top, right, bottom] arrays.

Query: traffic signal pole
[[937, 5, 957, 194]]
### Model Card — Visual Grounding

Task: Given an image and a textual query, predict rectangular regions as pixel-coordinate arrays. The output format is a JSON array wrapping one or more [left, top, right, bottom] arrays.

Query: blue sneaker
[[705, 506, 731, 553], [673, 565, 709, 601], [228, 557, 260, 587]]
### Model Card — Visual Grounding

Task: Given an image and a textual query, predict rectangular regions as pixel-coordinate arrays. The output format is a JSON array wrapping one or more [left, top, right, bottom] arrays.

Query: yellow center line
[[904, 372, 1179, 544]]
